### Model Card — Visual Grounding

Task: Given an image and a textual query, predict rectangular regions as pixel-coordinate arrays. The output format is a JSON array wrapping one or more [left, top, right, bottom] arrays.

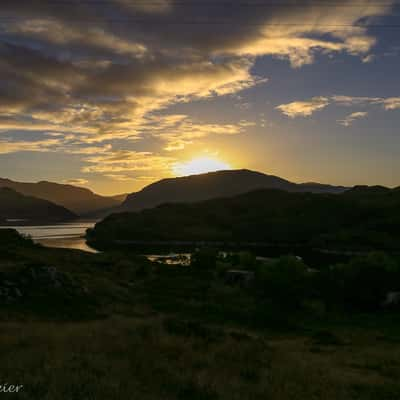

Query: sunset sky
[[0, 0, 399, 195]]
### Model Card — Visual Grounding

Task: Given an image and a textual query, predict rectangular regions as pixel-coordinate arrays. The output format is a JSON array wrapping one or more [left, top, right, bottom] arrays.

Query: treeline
[[192, 249, 400, 312], [88, 186, 400, 252]]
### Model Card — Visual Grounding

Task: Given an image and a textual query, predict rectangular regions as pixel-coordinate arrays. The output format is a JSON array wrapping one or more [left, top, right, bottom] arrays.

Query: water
[[0, 223, 192, 263], [1, 223, 197, 267], [146, 253, 191, 266], [0, 222, 98, 253]]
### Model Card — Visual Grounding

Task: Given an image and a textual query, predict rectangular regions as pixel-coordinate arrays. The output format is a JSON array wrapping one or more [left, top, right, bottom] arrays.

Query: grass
[[0, 315, 399, 399], [0, 235, 400, 399]]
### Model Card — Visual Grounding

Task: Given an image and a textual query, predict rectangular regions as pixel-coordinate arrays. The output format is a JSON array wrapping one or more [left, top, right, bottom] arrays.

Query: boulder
[[382, 292, 400, 308], [0, 265, 87, 304], [225, 270, 255, 288]]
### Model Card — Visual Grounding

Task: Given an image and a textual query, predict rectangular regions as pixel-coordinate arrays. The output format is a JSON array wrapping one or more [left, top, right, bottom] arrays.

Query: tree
[[331, 252, 399, 310], [190, 248, 218, 270], [256, 256, 310, 310]]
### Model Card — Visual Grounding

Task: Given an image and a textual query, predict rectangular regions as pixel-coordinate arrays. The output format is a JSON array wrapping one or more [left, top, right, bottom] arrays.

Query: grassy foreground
[[0, 230, 399, 399], [2, 315, 400, 400]]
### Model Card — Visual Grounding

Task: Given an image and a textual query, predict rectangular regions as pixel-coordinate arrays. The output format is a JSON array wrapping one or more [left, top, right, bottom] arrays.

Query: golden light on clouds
[[173, 157, 232, 176]]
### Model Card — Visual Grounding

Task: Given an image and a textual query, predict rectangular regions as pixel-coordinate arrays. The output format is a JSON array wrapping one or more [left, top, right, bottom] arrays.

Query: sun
[[173, 156, 232, 176]]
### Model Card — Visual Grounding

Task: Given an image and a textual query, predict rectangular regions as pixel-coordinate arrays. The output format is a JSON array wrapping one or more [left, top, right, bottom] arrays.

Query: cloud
[[143, 114, 249, 151], [329, 96, 400, 110], [105, 174, 157, 183], [115, 0, 171, 14], [82, 150, 175, 174], [276, 97, 330, 117], [277, 95, 400, 119], [362, 54, 375, 63], [330, 96, 383, 106], [338, 111, 368, 126], [0, 0, 395, 180], [63, 178, 89, 186], [0, 134, 111, 155], [103, 174, 132, 182], [0, 1, 393, 130], [217, 1, 391, 67], [0, 137, 63, 154], [0, 43, 263, 145], [382, 98, 400, 110], [6, 19, 147, 57]]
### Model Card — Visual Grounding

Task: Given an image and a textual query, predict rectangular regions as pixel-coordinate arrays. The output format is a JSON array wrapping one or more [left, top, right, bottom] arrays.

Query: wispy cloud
[[0, 137, 64, 154], [145, 114, 251, 151], [63, 178, 89, 186], [0, 0, 396, 183], [382, 98, 400, 110], [277, 95, 400, 120], [0, 0, 393, 139], [82, 150, 175, 174], [276, 97, 330, 118], [338, 111, 368, 127]]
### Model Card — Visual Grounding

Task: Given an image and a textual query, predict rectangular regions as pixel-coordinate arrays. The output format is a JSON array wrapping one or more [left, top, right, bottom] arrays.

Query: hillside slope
[[90, 186, 400, 251], [0, 188, 77, 223], [0, 178, 120, 215], [120, 169, 347, 212]]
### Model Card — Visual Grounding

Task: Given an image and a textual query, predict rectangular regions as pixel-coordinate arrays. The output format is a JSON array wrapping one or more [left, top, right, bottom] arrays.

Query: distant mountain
[[0, 188, 76, 223], [0, 178, 121, 215], [89, 185, 400, 252], [344, 185, 392, 196], [111, 193, 129, 203], [119, 169, 348, 212]]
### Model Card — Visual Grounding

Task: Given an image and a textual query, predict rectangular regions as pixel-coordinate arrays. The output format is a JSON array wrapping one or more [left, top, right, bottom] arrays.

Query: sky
[[0, 0, 399, 195]]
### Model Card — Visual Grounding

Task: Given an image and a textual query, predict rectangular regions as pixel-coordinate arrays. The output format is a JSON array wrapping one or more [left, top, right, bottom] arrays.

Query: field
[[0, 230, 399, 399]]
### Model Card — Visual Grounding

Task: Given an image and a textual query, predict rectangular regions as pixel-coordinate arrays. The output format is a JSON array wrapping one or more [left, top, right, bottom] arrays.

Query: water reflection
[[146, 253, 191, 266], [1, 223, 195, 261], [0, 222, 98, 253], [36, 237, 98, 253]]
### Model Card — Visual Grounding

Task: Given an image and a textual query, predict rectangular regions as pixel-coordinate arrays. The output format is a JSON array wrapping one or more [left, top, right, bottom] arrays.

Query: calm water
[[1, 223, 191, 263], [0, 222, 98, 253], [146, 253, 191, 266]]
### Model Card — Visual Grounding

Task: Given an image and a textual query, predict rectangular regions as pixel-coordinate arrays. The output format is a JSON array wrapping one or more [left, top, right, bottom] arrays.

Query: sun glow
[[173, 156, 232, 176]]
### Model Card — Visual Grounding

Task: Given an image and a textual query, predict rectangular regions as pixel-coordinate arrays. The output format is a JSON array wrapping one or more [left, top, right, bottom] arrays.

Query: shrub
[[256, 256, 310, 310], [331, 252, 400, 310], [191, 248, 218, 270]]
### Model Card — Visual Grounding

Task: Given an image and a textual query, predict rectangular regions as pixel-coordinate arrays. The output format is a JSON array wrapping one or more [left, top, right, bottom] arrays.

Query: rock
[[224, 270, 255, 288], [382, 292, 400, 308], [0, 285, 21, 303], [0, 265, 87, 305]]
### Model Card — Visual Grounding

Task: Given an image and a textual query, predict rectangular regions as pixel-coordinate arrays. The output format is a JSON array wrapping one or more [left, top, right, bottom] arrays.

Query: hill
[[119, 169, 348, 212], [0, 188, 77, 223], [111, 193, 129, 203], [0, 178, 121, 215], [2, 229, 400, 400], [89, 186, 400, 252]]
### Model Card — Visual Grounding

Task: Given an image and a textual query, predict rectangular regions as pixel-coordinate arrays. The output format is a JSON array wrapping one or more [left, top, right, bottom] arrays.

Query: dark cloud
[[0, 0, 394, 179]]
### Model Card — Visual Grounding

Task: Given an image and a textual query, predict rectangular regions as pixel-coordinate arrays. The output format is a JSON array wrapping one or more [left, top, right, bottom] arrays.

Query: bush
[[256, 256, 310, 310], [238, 252, 257, 269], [163, 318, 224, 342], [331, 252, 400, 310], [191, 248, 218, 270]]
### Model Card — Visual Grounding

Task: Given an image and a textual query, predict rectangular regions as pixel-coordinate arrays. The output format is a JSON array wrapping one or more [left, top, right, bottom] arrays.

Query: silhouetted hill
[[0, 178, 121, 215], [120, 169, 347, 212], [89, 186, 400, 252], [111, 193, 129, 203], [0, 188, 77, 223], [344, 185, 391, 196]]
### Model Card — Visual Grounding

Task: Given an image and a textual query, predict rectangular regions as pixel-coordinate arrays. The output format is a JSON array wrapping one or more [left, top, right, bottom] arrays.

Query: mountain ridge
[[89, 185, 400, 252], [0, 187, 77, 223], [0, 178, 121, 215], [119, 169, 349, 212]]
